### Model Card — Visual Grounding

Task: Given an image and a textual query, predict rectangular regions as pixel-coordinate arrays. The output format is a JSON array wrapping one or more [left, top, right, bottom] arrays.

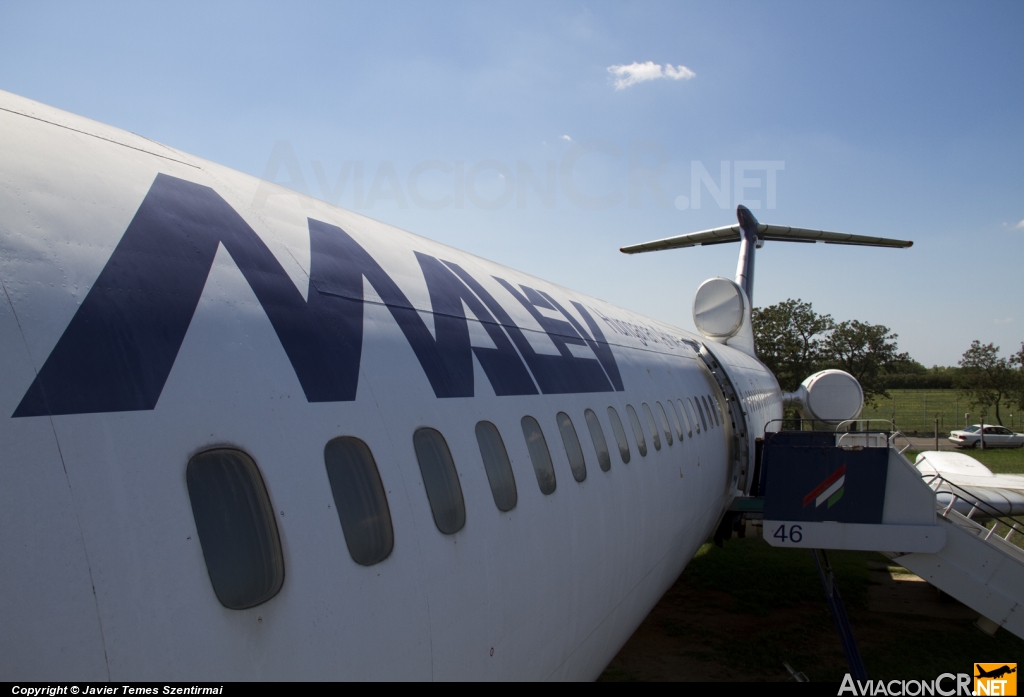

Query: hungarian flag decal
[[803, 465, 846, 509]]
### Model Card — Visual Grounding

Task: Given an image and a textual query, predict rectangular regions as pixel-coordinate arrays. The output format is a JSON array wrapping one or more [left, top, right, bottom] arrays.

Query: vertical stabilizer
[[734, 205, 761, 307]]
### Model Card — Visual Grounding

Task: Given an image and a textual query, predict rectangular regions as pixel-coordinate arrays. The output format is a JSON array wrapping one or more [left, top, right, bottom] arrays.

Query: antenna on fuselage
[[620, 206, 913, 356]]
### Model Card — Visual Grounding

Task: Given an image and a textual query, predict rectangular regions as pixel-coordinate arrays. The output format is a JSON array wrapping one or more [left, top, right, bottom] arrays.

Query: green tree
[[822, 319, 908, 405], [887, 357, 927, 375], [752, 299, 833, 391], [1011, 343, 1024, 418], [753, 300, 913, 404], [955, 341, 1016, 425]]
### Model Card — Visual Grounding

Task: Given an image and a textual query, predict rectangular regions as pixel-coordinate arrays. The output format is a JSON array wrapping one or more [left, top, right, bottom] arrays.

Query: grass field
[[859, 389, 1022, 435], [601, 537, 1024, 682]]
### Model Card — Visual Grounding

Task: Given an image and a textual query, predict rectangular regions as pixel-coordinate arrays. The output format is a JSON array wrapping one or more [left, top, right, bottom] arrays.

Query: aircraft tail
[[620, 206, 913, 357]]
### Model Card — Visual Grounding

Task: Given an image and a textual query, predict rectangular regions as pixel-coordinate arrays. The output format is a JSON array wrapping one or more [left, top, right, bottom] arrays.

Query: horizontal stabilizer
[[619, 206, 913, 360], [620, 223, 913, 254]]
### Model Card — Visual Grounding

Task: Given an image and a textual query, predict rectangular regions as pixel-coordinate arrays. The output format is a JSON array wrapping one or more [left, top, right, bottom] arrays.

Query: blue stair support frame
[[759, 429, 887, 681], [813, 548, 868, 681]]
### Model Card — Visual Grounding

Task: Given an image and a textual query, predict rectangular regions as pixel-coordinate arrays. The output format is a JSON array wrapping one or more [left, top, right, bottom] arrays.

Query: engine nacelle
[[692, 277, 756, 355], [784, 369, 864, 423]]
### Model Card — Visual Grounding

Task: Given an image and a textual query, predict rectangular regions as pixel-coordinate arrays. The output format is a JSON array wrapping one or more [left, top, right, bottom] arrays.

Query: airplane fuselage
[[0, 90, 782, 680]]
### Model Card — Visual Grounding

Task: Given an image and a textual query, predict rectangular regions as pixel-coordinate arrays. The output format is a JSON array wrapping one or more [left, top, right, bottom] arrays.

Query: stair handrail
[[763, 417, 851, 434], [889, 430, 914, 455], [764, 418, 896, 436], [762, 418, 914, 455], [834, 418, 896, 432], [829, 420, 915, 454], [925, 473, 1024, 551]]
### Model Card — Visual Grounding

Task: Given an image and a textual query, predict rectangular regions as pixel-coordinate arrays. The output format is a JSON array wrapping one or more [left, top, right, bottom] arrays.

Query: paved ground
[[903, 436, 958, 452], [864, 560, 976, 620]]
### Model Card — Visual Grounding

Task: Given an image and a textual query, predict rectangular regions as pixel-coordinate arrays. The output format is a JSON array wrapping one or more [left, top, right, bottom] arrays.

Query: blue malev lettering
[[14, 173, 621, 417], [492, 279, 615, 394]]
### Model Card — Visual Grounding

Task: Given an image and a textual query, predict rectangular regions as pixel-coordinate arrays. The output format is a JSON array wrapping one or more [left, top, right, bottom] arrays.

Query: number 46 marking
[[773, 524, 803, 543]]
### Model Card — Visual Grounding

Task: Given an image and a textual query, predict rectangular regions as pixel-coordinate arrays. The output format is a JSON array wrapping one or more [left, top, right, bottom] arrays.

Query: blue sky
[[2, 1, 1022, 366]]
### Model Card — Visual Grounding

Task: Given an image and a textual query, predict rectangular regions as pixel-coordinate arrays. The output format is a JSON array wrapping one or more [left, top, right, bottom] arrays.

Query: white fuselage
[[0, 90, 782, 680]]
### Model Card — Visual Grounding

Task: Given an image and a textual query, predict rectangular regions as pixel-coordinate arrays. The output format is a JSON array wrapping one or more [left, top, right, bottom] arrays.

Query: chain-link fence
[[859, 389, 1023, 435]]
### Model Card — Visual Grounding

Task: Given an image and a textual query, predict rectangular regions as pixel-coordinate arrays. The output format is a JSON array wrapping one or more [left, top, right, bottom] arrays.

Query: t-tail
[[621, 206, 912, 424], [620, 205, 912, 358]]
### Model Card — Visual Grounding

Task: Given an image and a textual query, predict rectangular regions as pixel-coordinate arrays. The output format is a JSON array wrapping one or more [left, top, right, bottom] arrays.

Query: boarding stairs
[[888, 471, 1024, 638], [746, 422, 1024, 641]]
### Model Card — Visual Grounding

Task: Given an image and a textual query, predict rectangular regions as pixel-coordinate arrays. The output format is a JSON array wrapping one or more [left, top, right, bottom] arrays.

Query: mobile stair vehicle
[[737, 421, 1024, 677]]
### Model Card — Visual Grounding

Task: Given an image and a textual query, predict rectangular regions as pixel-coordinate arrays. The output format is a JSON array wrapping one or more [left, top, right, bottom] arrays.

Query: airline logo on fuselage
[[14, 174, 624, 417]]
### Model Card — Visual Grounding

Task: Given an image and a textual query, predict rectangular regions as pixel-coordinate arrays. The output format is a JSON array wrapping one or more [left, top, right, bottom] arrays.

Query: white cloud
[[1015, 219, 1024, 229], [607, 61, 695, 90], [559, 134, 573, 142], [995, 317, 1014, 324]]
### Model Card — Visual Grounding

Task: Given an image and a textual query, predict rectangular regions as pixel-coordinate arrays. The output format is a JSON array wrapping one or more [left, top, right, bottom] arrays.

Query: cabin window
[[625, 405, 648, 457], [676, 399, 692, 437], [413, 428, 466, 534], [324, 437, 394, 566], [556, 412, 587, 482], [668, 400, 684, 440], [642, 403, 661, 451], [475, 421, 517, 512], [521, 416, 556, 495], [186, 449, 284, 610], [694, 397, 709, 432], [606, 406, 631, 464], [702, 395, 717, 428], [584, 409, 612, 472], [686, 398, 701, 434], [655, 402, 673, 446]]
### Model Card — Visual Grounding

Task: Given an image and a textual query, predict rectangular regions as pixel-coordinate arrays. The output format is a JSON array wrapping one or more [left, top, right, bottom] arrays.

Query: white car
[[948, 424, 1024, 448]]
